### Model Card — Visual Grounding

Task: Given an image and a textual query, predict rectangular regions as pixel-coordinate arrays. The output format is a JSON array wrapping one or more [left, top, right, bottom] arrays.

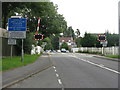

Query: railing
[[72, 46, 119, 55]]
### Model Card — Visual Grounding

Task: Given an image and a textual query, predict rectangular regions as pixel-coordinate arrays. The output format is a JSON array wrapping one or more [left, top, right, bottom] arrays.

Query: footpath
[[93, 55, 120, 62], [2, 53, 53, 89]]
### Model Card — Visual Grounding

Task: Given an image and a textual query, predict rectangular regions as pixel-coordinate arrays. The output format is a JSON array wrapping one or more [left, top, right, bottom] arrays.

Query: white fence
[[72, 46, 119, 55]]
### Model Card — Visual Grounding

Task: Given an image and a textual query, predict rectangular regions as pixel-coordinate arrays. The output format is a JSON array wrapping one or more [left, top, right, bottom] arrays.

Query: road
[[8, 53, 119, 88]]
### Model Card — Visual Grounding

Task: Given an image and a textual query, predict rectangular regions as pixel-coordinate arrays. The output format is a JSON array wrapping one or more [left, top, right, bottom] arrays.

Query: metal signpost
[[8, 38, 16, 59], [98, 35, 107, 55], [8, 16, 27, 62]]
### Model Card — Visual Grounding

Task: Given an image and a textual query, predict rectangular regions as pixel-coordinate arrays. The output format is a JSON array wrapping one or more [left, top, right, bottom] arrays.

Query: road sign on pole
[[8, 16, 27, 62], [8, 38, 16, 45], [8, 17, 27, 39], [8, 31, 26, 39], [8, 18, 27, 31]]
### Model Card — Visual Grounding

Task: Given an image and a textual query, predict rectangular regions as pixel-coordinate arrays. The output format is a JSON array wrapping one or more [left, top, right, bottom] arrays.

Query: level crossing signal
[[34, 34, 43, 40], [98, 35, 106, 41]]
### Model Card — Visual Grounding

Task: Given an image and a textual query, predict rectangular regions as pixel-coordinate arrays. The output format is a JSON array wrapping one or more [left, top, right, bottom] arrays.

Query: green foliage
[[106, 34, 119, 46], [60, 42, 69, 50], [81, 32, 97, 47], [44, 43, 53, 50], [2, 54, 40, 71], [43, 37, 53, 50], [24, 33, 35, 54], [15, 32, 35, 55], [50, 35, 59, 50], [75, 37, 82, 47], [63, 26, 75, 39], [105, 55, 119, 59], [2, 2, 68, 54]]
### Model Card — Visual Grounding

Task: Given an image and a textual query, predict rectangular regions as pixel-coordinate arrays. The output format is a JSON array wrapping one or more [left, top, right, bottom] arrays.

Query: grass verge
[[105, 55, 120, 59], [2, 54, 40, 71]]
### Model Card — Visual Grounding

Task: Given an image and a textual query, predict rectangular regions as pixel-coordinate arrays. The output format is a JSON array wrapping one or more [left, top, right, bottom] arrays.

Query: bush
[[60, 42, 70, 50], [77, 50, 102, 55]]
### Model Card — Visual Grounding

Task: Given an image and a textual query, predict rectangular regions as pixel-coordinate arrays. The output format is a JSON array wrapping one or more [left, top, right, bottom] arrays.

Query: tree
[[2, 2, 68, 54], [75, 37, 82, 47], [50, 35, 59, 50], [43, 37, 53, 50], [60, 42, 69, 50], [81, 32, 97, 47], [63, 26, 75, 39]]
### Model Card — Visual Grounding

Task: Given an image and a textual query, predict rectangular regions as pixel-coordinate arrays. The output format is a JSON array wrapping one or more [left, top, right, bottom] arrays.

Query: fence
[[72, 46, 119, 55], [2, 37, 17, 57]]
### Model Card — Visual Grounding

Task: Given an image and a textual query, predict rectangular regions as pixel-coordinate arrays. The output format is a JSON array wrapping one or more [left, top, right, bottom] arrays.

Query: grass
[[2, 54, 40, 71], [105, 55, 120, 59]]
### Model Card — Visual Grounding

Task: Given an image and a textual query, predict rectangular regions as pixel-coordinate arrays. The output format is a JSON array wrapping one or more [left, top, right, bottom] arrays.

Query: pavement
[[2, 53, 53, 89], [93, 55, 120, 62]]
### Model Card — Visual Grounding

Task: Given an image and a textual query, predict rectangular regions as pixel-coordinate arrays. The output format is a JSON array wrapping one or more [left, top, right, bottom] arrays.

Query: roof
[[59, 37, 74, 42]]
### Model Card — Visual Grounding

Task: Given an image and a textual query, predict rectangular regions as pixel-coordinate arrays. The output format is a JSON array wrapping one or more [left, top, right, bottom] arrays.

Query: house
[[59, 37, 76, 49]]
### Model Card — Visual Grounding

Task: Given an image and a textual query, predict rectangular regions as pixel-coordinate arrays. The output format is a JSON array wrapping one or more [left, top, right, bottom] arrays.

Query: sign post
[[21, 39, 24, 62], [8, 16, 27, 62], [8, 38, 16, 58], [98, 35, 107, 55]]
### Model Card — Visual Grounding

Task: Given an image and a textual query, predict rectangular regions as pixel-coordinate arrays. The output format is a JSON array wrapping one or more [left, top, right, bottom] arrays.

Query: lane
[[69, 53, 118, 71], [50, 53, 118, 88], [8, 67, 61, 88]]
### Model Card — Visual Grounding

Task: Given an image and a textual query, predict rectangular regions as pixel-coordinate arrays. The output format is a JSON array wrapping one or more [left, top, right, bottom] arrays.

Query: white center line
[[58, 79, 62, 84], [53, 66, 56, 69], [55, 69, 57, 72], [56, 73, 59, 77]]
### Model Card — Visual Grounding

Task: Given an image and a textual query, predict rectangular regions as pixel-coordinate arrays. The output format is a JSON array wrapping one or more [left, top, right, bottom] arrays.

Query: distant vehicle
[[57, 50, 61, 53], [61, 48, 66, 52], [66, 50, 69, 53], [46, 50, 51, 53]]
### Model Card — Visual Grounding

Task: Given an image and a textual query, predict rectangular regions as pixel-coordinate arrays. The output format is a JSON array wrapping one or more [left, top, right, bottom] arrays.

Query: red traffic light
[[34, 34, 44, 40]]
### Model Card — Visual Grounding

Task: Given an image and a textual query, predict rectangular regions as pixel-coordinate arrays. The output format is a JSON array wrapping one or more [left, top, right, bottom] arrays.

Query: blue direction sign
[[8, 18, 27, 31]]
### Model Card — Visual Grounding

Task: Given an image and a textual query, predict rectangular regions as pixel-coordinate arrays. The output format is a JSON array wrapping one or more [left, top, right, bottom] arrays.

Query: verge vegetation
[[2, 54, 40, 71]]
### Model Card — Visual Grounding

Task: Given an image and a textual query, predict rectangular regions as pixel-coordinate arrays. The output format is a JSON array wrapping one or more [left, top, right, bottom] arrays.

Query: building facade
[[59, 37, 76, 49]]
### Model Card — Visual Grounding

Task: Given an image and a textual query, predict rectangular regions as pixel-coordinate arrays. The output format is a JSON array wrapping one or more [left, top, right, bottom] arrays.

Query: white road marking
[[69, 55, 120, 74], [58, 79, 62, 84], [55, 69, 57, 72], [56, 73, 59, 77], [53, 66, 63, 86], [53, 66, 56, 69]]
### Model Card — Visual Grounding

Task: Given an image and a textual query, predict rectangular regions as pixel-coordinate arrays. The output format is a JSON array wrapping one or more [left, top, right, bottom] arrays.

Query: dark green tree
[[75, 37, 82, 47], [63, 26, 75, 39], [81, 32, 97, 47], [60, 42, 69, 50], [50, 35, 59, 50], [2, 2, 68, 54]]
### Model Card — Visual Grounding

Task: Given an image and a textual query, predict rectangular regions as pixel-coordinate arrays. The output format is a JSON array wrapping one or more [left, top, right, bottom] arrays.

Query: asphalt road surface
[[8, 53, 119, 88]]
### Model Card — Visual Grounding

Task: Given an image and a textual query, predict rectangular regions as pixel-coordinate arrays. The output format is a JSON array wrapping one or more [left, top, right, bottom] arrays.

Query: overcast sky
[[51, 0, 120, 35]]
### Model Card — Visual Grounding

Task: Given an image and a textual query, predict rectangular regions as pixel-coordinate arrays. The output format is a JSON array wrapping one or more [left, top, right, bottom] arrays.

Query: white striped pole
[[36, 17, 41, 34]]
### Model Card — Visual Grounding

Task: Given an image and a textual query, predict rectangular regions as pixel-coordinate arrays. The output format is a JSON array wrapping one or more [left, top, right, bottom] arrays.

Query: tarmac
[[1, 53, 119, 89]]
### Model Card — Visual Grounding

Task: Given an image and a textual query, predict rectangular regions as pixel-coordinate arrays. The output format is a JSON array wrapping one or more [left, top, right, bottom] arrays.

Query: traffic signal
[[34, 34, 43, 40], [98, 35, 106, 41]]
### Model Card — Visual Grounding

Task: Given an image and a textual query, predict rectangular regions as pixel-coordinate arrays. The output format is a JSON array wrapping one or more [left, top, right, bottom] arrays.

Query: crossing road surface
[[8, 53, 119, 88]]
